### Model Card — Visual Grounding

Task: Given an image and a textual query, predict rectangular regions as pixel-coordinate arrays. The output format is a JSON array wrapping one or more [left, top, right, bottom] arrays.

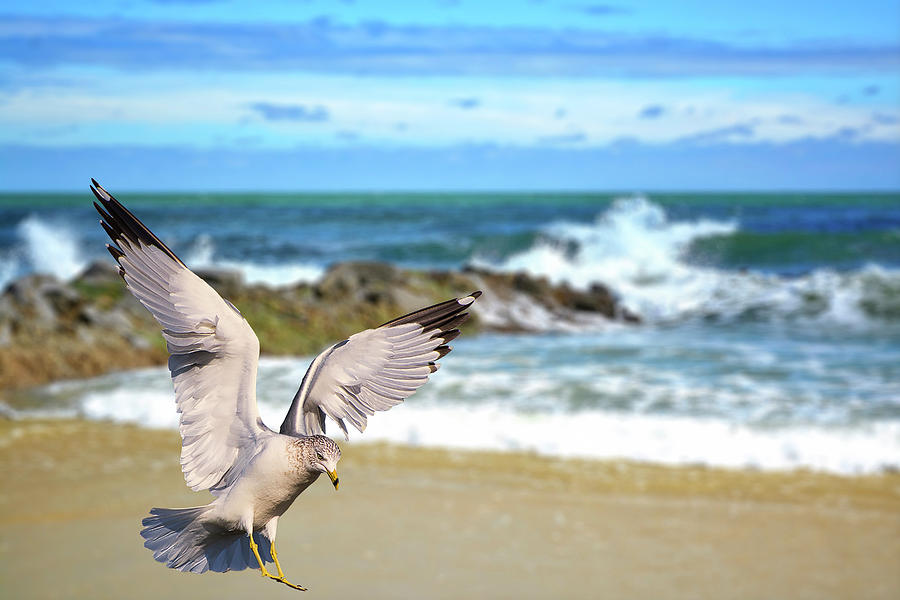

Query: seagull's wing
[[280, 292, 481, 438], [92, 179, 269, 494]]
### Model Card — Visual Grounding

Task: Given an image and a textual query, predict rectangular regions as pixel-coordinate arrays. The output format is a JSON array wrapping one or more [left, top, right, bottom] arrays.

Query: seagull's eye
[[316, 452, 324, 461]]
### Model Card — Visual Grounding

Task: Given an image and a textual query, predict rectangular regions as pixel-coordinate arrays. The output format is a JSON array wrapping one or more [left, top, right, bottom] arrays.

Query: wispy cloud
[[538, 132, 587, 145], [872, 112, 899, 125], [638, 104, 664, 119], [249, 103, 329, 122], [569, 4, 631, 16], [2, 16, 897, 77], [863, 84, 881, 96], [679, 122, 757, 144], [777, 114, 804, 125], [450, 97, 481, 109], [148, 0, 227, 4]]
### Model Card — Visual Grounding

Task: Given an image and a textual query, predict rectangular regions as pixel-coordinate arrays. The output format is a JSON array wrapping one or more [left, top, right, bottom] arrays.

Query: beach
[[2, 192, 899, 599], [2, 419, 898, 600]]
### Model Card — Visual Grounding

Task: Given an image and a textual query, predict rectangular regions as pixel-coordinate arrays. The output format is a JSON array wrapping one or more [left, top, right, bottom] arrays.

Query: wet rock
[[76, 260, 120, 284], [193, 268, 244, 297], [316, 261, 404, 304], [3, 274, 63, 330], [0, 261, 641, 391]]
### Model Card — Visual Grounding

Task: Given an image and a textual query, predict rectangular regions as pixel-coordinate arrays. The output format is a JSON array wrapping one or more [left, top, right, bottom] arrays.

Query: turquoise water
[[2, 191, 899, 277], [2, 191, 899, 472]]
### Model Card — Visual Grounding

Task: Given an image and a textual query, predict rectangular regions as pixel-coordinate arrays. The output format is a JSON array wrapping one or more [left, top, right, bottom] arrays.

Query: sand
[[1, 419, 898, 599]]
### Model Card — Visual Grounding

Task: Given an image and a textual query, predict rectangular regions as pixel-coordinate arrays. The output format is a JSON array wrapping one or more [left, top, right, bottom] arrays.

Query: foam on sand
[[15, 355, 898, 476]]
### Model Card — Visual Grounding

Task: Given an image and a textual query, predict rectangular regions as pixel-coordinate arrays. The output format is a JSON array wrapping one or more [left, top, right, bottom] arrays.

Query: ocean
[[2, 191, 899, 474]]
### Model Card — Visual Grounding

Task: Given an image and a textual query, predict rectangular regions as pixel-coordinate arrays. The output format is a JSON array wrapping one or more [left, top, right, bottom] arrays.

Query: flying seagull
[[90, 179, 481, 591]]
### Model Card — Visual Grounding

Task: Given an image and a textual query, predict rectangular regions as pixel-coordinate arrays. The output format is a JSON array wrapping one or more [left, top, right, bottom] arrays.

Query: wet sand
[[1, 419, 898, 599]]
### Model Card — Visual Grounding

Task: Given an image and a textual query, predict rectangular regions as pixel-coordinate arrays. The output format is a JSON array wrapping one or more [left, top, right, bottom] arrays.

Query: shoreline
[[2, 419, 898, 599]]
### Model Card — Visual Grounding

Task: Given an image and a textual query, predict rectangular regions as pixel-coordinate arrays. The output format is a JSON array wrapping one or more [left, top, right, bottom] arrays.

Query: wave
[[10, 350, 898, 476], [0, 218, 324, 290], [471, 196, 900, 327], [0, 216, 88, 289], [185, 234, 324, 287]]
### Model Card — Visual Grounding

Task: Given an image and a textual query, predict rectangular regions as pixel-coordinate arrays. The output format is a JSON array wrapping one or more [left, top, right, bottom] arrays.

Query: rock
[[76, 260, 120, 284], [316, 261, 403, 304], [0, 260, 642, 392], [41, 281, 82, 315], [2, 274, 64, 330], [193, 268, 244, 297]]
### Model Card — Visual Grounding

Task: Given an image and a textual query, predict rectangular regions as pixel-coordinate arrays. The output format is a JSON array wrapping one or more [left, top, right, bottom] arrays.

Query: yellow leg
[[271, 542, 287, 579], [249, 534, 307, 592], [248, 534, 272, 578]]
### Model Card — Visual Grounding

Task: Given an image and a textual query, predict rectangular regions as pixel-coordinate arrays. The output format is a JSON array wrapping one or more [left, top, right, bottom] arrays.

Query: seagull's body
[[90, 180, 480, 590]]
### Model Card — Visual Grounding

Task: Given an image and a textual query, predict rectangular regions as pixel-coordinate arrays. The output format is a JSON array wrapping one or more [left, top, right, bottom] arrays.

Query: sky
[[0, 0, 898, 191]]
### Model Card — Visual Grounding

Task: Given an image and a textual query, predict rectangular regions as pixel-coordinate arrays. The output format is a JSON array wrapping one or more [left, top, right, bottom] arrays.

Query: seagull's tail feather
[[141, 506, 272, 573]]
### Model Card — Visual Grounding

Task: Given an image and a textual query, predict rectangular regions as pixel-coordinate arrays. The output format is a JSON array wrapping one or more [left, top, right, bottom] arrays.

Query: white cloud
[[1, 68, 897, 148]]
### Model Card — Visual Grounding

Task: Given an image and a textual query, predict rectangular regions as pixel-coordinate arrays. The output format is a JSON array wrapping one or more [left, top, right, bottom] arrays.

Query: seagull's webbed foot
[[271, 576, 307, 591], [269, 543, 306, 591], [249, 534, 307, 591]]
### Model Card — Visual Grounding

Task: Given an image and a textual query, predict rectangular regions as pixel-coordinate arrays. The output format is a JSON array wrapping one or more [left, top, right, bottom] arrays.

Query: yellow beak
[[327, 469, 339, 490]]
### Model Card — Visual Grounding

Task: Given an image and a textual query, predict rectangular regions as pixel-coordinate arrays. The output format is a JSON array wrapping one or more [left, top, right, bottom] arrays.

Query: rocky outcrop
[[0, 261, 638, 392]]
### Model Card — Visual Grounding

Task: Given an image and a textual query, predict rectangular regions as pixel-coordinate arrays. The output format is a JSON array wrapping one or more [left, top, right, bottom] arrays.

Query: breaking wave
[[472, 196, 900, 327], [0, 216, 88, 289], [9, 350, 898, 476], [184, 234, 325, 287]]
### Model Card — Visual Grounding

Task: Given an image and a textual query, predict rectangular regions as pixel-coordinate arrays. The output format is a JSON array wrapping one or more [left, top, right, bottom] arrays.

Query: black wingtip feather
[[437, 329, 461, 344], [428, 312, 469, 335], [106, 244, 125, 261], [99, 220, 120, 244], [90, 185, 106, 204], [90, 180, 186, 267], [434, 346, 451, 359], [380, 291, 482, 330]]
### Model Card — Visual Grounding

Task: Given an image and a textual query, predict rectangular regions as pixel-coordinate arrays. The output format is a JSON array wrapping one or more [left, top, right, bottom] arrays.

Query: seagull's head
[[309, 436, 342, 491]]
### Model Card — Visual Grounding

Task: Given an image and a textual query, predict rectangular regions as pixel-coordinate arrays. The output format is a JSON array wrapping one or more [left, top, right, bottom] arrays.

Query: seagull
[[90, 179, 481, 591]]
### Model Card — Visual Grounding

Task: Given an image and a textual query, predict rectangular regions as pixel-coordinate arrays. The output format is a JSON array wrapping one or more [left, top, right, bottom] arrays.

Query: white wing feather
[[280, 293, 480, 438], [93, 181, 268, 493]]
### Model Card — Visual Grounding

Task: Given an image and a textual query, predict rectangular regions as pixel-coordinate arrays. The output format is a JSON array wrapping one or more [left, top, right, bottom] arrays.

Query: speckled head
[[309, 435, 342, 490]]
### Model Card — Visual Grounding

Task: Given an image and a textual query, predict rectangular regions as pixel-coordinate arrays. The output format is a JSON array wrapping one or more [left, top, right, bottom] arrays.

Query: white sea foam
[[0, 216, 88, 288], [28, 354, 900, 476], [473, 196, 900, 327], [355, 404, 900, 474], [73, 384, 900, 475], [185, 234, 324, 287]]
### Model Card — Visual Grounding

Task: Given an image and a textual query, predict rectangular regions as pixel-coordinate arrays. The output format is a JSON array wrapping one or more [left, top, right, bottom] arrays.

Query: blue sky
[[1, 0, 898, 190]]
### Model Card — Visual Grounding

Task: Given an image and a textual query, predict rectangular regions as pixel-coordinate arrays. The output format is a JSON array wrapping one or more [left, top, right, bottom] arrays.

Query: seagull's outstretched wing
[[92, 179, 269, 493], [280, 292, 481, 438]]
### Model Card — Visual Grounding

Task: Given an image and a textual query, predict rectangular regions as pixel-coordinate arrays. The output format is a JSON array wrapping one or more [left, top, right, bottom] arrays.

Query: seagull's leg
[[270, 543, 287, 579], [265, 518, 287, 579], [247, 532, 273, 578], [251, 518, 306, 592]]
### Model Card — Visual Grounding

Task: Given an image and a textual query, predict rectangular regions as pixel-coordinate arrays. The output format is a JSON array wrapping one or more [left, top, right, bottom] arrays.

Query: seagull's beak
[[327, 469, 339, 491]]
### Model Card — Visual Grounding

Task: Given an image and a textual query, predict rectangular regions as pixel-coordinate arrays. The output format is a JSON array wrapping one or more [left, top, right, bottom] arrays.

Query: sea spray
[[185, 233, 325, 287], [475, 196, 900, 328], [0, 216, 88, 288]]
